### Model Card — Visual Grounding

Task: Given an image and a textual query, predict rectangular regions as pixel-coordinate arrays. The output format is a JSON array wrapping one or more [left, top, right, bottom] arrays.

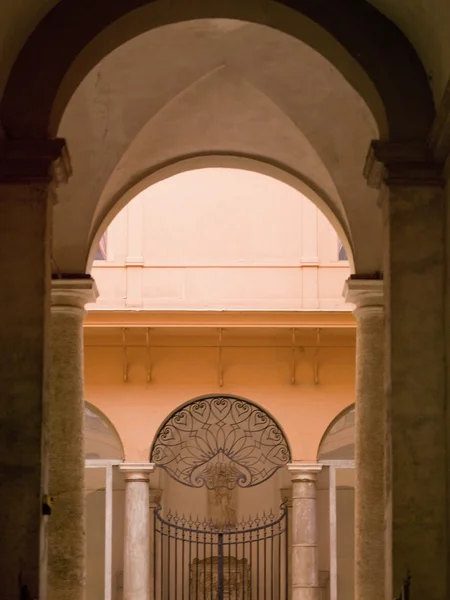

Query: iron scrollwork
[[150, 395, 291, 488]]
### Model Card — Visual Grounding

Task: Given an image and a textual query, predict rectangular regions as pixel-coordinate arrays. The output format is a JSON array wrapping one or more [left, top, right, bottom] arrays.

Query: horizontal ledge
[[84, 310, 355, 329]]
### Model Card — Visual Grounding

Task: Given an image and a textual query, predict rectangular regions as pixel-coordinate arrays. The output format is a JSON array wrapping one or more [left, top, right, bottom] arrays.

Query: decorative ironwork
[[150, 395, 291, 488], [154, 504, 288, 600]]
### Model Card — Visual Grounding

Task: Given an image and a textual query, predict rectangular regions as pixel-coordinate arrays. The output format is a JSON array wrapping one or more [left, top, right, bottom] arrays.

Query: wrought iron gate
[[154, 506, 288, 600]]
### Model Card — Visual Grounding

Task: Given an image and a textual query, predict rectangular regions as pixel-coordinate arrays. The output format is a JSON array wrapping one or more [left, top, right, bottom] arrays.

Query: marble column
[[287, 463, 322, 600], [0, 139, 70, 599], [48, 276, 97, 600], [365, 141, 448, 600], [344, 277, 384, 600], [120, 463, 155, 600]]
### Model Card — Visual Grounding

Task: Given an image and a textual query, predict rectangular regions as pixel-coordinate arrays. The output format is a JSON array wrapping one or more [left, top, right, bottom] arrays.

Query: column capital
[[51, 275, 98, 314], [364, 140, 444, 189], [120, 462, 155, 483], [344, 277, 383, 316], [287, 462, 322, 482], [0, 138, 71, 185]]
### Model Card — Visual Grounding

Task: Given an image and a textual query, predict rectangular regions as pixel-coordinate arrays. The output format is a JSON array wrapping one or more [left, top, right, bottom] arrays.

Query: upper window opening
[[338, 240, 348, 261], [94, 232, 107, 261]]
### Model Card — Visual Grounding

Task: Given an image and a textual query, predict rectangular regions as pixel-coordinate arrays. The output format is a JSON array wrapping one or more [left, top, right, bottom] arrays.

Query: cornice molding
[[0, 138, 71, 184], [83, 309, 356, 329], [364, 140, 444, 189]]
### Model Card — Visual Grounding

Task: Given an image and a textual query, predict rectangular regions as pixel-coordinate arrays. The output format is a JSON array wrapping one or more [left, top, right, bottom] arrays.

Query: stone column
[[344, 277, 384, 600], [0, 139, 70, 599], [287, 463, 322, 600], [120, 463, 155, 600], [365, 141, 448, 600], [48, 276, 97, 600], [149, 488, 162, 600]]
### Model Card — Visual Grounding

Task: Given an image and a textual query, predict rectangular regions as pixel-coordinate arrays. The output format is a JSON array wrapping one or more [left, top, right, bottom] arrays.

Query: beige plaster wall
[[90, 169, 350, 311]]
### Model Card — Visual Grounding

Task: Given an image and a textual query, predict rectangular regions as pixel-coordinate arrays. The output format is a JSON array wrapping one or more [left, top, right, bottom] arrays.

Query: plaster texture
[[287, 464, 322, 600], [0, 182, 51, 600], [383, 181, 448, 600], [344, 278, 384, 600], [48, 278, 97, 600], [121, 464, 155, 600]]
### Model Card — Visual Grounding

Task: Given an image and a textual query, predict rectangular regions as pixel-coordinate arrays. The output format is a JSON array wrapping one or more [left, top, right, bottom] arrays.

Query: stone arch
[[84, 401, 125, 460], [149, 394, 292, 489], [85, 154, 355, 273], [317, 403, 355, 461], [1, 0, 434, 140]]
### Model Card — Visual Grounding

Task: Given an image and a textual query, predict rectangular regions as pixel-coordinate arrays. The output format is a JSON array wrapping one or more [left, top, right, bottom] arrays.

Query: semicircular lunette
[[150, 395, 291, 488]]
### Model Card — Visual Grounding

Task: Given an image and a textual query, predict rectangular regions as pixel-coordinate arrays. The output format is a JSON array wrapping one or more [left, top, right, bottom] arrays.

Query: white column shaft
[[288, 465, 321, 600], [122, 465, 155, 600]]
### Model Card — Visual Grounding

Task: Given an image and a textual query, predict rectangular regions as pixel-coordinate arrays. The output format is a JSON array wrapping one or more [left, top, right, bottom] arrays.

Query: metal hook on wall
[[146, 327, 152, 384], [218, 328, 224, 387], [122, 327, 129, 383], [313, 328, 321, 385]]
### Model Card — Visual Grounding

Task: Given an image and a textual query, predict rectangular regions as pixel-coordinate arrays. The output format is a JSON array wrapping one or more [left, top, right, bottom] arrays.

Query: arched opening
[[149, 394, 291, 600], [86, 157, 354, 275], [318, 404, 355, 461], [84, 403, 125, 600], [86, 165, 354, 313], [315, 405, 355, 600]]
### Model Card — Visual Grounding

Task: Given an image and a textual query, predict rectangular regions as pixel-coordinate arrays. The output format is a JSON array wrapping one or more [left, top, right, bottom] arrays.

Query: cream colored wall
[[90, 169, 350, 311], [84, 327, 355, 462]]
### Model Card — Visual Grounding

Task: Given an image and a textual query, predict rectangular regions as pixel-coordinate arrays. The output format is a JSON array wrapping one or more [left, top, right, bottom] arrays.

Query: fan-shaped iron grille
[[150, 395, 291, 488]]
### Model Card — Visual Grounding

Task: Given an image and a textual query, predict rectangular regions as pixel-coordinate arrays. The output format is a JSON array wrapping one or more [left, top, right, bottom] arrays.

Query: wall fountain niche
[[150, 395, 291, 600]]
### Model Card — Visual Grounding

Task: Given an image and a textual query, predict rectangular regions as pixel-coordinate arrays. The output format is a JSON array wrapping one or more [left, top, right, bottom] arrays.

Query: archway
[[150, 394, 291, 600], [316, 405, 356, 600], [1, 0, 433, 140], [84, 403, 125, 600], [85, 157, 355, 275]]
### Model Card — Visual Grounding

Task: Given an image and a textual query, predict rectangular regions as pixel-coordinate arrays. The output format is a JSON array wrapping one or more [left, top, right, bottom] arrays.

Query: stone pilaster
[[287, 463, 322, 600], [48, 276, 97, 600], [365, 140, 448, 600], [344, 277, 384, 600], [0, 138, 70, 600], [121, 463, 155, 600]]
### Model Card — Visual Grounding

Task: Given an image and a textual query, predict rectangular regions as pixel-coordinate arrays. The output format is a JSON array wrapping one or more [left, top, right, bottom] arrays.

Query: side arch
[[317, 403, 355, 462], [85, 153, 355, 273], [84, 401, 125, 460], [1, 0, 433, 140]]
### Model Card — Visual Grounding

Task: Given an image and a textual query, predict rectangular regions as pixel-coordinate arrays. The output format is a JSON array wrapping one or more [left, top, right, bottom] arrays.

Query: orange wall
[[84, 326, 355, 462]]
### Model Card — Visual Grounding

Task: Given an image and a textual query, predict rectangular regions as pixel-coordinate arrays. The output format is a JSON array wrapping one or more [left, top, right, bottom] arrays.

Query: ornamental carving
[[150, 395, 290, 488]]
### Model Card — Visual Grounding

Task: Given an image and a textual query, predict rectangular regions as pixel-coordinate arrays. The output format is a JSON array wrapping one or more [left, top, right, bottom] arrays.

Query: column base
[[292, 586, 321, 600]]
